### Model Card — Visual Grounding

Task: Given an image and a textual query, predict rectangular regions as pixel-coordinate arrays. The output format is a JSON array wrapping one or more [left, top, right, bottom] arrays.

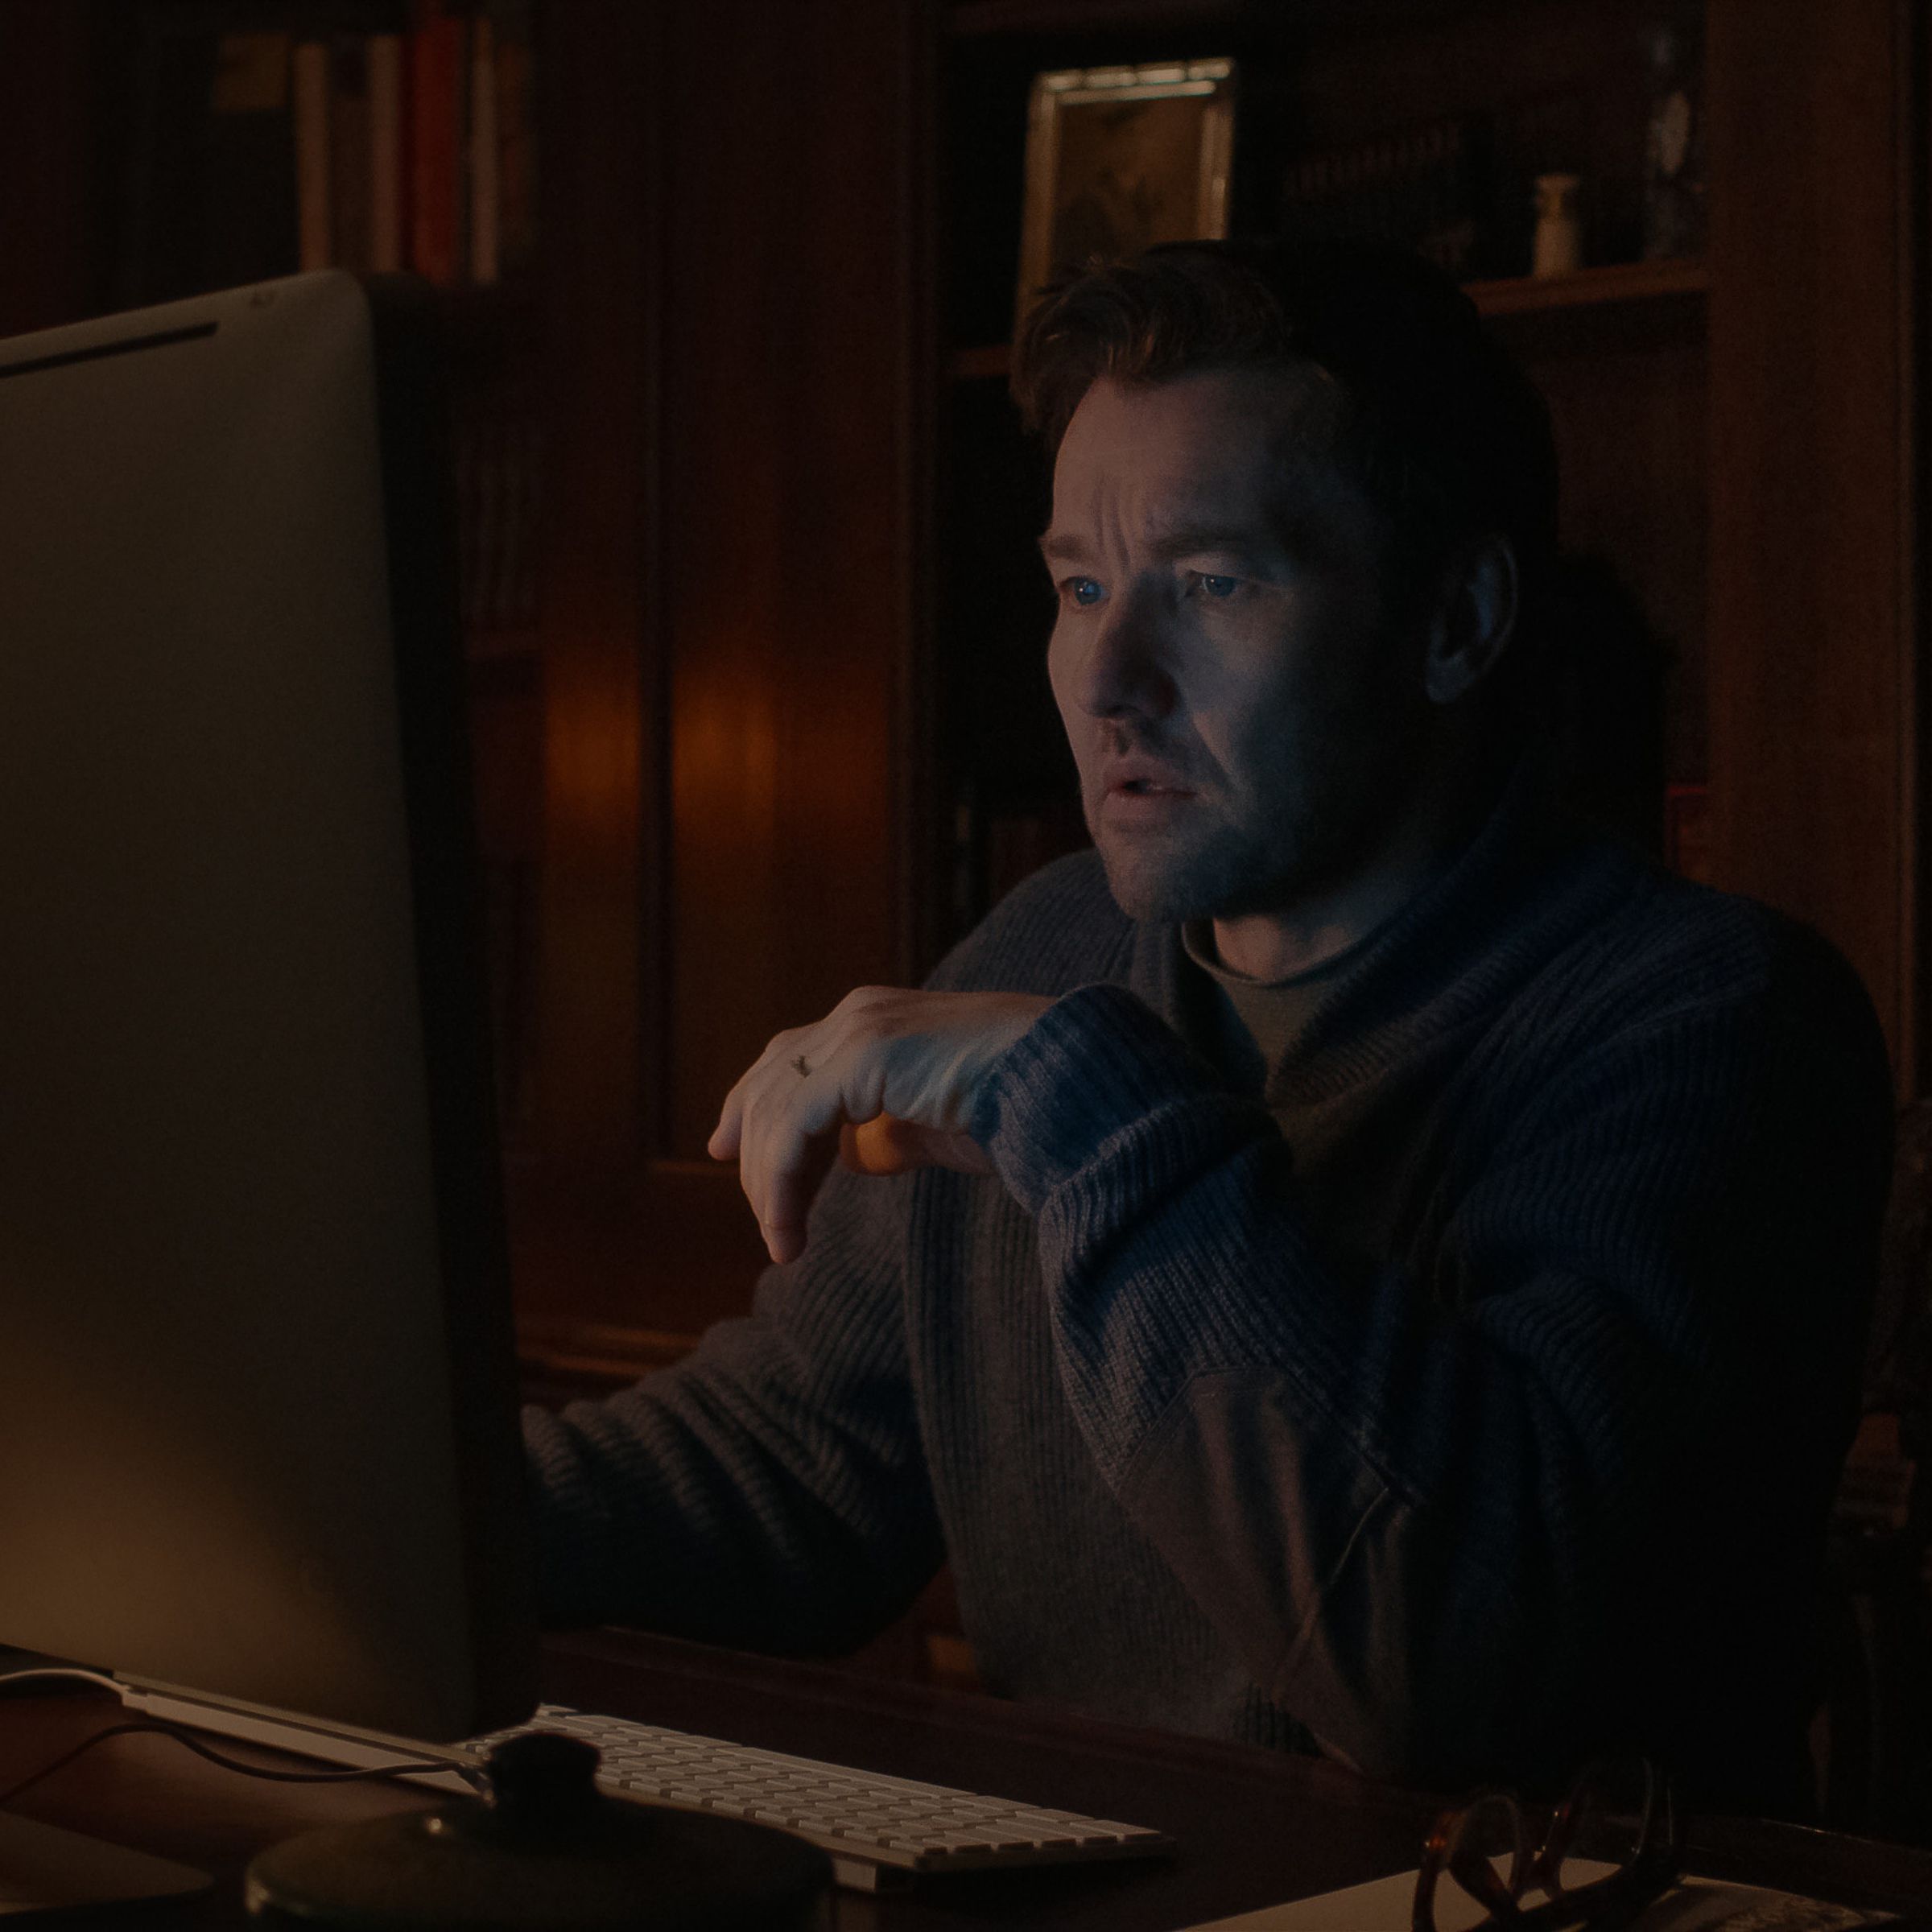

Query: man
[[526, 241, 1893, 1814]]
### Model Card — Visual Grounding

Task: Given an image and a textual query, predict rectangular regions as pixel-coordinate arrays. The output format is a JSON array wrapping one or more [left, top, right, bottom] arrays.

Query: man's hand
[[707, 987, 1051, 1264]]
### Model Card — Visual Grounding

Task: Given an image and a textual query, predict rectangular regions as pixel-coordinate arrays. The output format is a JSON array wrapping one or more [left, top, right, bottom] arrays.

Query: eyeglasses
[[1413, 1759, 1680, 1932]]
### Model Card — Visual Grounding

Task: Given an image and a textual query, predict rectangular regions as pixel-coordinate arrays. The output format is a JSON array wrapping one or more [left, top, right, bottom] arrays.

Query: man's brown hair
[[1012, 238, 1560, 678]]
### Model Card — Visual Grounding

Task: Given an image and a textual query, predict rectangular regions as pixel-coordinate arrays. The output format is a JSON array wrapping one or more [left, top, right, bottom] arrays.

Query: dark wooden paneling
[[1705, 0, 1920, 1084], [662, 0, 921, 1160], [510, 0, 931, 1351], [522, 0, 654, 1166]]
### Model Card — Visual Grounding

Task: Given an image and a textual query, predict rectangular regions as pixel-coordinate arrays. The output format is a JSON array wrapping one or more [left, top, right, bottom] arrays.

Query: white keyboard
[[123, 1689, 1173, 1893], [472, 1704, 1170, 1886]]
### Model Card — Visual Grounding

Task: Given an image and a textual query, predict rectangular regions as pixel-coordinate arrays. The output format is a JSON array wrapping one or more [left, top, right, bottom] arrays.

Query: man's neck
[[1211, 763, 1501, 982]]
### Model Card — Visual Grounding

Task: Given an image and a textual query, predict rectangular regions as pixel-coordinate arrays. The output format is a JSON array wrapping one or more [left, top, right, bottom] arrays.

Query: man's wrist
[[972, 983, 1239, 1212]]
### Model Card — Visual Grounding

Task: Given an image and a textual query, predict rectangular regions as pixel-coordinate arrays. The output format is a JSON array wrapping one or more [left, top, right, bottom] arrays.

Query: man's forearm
[[522, 1165, 944, 1653]]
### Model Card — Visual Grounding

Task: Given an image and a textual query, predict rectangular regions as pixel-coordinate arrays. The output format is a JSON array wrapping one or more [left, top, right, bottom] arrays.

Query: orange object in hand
[[840, 1115, 992, 1178]]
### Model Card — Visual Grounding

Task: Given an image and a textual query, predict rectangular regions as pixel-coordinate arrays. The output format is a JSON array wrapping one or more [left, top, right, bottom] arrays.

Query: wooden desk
[[4, 1631, 1931, 1929]]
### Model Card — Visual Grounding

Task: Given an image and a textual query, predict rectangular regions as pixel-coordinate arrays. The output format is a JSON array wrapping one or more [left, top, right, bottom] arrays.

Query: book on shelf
[[493, 4, 537, 276], [408, 0, 535, 287], [369, 33, 407, 273], [133, 4, 533, 299], [329, 35, 374, 276], [469, 14, 500, 285], [1278, 118, 1496, 281], [409, 0, 467, 284]]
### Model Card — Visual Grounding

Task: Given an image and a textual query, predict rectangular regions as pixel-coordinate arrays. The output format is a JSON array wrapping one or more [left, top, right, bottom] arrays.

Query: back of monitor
[[0, 273, 535, 1741]]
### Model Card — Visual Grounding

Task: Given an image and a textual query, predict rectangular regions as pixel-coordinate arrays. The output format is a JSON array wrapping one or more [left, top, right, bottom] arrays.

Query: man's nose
[[1064, 584, 1176, 720]]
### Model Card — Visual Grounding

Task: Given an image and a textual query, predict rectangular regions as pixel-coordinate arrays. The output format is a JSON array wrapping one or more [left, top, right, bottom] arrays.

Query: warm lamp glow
[[672, 655, 780, 860]]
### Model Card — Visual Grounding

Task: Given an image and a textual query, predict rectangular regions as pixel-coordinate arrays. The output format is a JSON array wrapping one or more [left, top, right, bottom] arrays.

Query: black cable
[[0, 1715, 468, 1810]]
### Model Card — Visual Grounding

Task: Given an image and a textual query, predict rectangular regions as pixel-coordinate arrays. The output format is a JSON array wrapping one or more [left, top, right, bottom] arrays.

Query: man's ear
[[1423, 535, 1518, 705]]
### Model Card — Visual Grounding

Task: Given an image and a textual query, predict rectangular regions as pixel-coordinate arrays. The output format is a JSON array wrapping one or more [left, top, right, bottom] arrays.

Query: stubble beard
[[1086, 704, 1430, 928], [1088, 786, 1354, 927]]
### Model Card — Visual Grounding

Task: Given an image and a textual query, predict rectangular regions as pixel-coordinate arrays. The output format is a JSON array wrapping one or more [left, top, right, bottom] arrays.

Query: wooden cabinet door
[[1705, 0, 1923, 1091], [511, 0, 934, 1381]]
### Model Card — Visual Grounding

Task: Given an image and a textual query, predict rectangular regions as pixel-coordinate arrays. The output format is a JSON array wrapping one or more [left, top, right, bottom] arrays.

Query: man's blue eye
[[1192, 572, 1240, 600], [1070, 577, 1103, 607]]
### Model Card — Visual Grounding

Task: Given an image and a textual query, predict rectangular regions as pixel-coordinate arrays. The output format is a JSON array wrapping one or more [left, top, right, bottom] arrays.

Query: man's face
[[1042, 365, 1432, 927]]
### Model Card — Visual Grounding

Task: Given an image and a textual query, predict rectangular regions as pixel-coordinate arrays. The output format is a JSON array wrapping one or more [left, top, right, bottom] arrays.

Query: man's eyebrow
[[1140, 522, 1278, 561], [1037, 522, 1282, 565]]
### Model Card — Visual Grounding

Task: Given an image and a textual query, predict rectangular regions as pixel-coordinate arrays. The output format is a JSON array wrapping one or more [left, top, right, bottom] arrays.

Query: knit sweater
[[523, 777, 1894, 1813]]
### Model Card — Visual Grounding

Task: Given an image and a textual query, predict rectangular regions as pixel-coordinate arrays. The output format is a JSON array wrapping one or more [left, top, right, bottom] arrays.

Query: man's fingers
[[709, 1024, 819, 1162], [754, 1112, 842, 1265], [707, 1060, 762, 1161], [706, 1097, 743, 1162], [735, 1048, 861, 1263]]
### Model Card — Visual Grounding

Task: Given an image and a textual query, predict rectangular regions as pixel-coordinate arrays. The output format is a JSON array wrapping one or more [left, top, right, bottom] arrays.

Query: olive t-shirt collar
[[1179, 917, 1392, 1093]]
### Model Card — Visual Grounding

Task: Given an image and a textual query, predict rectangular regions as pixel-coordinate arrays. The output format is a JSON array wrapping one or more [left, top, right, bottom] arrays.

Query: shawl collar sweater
[[525, 776, 1893, 1813]]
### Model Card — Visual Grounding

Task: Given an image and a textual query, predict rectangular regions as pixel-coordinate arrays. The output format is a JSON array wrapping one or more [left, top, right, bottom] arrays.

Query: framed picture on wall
[[1015, 59, 1237, 332]]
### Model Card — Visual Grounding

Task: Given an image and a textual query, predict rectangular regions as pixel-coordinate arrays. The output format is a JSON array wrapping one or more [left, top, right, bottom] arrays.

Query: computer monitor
[[0, 273, 537, 1748]]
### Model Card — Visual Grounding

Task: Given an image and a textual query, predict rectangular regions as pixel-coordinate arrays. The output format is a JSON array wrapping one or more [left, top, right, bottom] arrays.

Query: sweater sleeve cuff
[[972, 981, 1240, 1213]]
